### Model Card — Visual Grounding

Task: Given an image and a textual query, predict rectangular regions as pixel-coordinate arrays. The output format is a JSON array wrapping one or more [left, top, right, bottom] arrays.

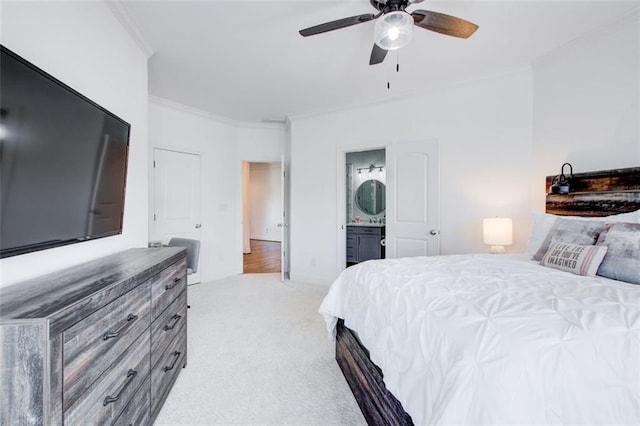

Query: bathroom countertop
[[347, 222, 385, 228]]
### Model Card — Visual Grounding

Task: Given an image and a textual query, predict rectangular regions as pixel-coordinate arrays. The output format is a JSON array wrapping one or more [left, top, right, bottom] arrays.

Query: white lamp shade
[[374, 11, 413, 51], [483, 218, 513, 246]]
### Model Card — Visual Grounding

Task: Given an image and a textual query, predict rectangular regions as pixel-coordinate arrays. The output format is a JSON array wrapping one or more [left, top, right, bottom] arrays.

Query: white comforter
[[319, 254, 640, 425]]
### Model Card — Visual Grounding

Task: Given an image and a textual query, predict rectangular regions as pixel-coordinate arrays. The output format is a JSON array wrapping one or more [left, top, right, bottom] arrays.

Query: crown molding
[[104, 0, 155, 58], [148, 95, 287, 130], [149, 95, 237, 126], [288, 65, 533, 122]]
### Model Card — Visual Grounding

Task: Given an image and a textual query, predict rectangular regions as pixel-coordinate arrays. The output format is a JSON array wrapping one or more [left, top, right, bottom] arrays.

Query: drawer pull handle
[[164, 314, 182, 331], [165, 277, 181, 290], [103, 314, 138, 341], [103, 369, 137, 406], [163, 351, 182, 372]]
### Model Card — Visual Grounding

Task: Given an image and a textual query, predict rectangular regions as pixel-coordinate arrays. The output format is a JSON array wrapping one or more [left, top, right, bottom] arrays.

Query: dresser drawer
[[112, 375, 150, 426], [63, 280, 151, 411], [151, 258, 187, 320], [151, 329, 186, 412], [64, 330, 151, 425], [151, 290, 187, 367]]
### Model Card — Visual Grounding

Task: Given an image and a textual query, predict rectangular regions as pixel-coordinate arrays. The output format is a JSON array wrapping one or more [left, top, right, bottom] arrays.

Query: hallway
[[243, 239, 281, 273]]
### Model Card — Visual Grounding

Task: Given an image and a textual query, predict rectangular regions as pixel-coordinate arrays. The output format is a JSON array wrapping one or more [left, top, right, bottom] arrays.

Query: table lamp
[[483, 217, 513, 254]]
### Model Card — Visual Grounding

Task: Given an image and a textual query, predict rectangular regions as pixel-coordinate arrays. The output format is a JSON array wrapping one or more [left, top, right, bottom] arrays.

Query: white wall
[[531, 13, 640, 209], [288, 12, 639, 287], [290, 71, 534, 285], [148, 99, 285, 283], [0, 1, 149, 287], [248, 163, 282, 242], [237, 126, 287, 162]]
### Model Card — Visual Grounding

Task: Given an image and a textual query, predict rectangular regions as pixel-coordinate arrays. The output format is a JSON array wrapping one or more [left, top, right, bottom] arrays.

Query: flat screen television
[[0, 45, 131, 258]]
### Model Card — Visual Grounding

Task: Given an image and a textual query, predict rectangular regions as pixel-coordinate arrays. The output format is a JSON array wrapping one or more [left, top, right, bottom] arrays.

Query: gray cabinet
[[347, 226, 385, 264], [0, 247, 187, 425]]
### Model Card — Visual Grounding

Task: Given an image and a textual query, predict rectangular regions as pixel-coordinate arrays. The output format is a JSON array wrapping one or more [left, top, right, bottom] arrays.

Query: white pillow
[[525, 211, 557, 257], [540, 241, 608, 277], [524, 209, 640, 257]]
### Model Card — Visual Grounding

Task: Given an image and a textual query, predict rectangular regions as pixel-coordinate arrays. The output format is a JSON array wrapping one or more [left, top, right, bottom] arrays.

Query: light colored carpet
[[154, 273, 366, 425]]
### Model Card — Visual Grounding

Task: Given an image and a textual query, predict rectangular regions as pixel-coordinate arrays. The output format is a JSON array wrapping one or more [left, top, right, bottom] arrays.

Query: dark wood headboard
[[546, 166, 640, 217]]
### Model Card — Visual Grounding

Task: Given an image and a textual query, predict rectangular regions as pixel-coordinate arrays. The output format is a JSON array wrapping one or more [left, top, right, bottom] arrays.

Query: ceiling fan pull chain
[[397, 51, 400, 73]]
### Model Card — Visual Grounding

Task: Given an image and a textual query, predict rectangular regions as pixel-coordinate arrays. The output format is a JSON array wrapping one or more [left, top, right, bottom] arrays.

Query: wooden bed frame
[[335, 166, 640, 425], [336, 319, 413, 425]]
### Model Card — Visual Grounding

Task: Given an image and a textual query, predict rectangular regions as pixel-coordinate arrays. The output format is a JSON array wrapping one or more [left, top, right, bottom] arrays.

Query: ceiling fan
[[299, 0, 478, 65]]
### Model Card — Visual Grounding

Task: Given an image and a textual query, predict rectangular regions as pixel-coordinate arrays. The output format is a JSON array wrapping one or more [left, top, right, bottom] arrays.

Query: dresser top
[[0, 248, 185, 329]]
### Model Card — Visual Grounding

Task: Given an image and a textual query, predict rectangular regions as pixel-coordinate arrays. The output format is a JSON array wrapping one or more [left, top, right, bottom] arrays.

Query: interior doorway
[[345, 149, 387, 267], [336, 141, 441, 276], [242, 161, 282, 274]]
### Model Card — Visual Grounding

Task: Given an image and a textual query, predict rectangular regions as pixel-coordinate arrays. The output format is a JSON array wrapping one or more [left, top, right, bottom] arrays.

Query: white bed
[[322, 166, 640, 424], [320, 253, 640, 425]]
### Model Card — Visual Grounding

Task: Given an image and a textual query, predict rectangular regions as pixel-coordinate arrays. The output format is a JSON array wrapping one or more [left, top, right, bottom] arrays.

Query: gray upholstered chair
[[167, 237, 201, 275]]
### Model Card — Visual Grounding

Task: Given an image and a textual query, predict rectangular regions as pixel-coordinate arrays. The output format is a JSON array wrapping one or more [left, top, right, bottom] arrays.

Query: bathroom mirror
[[355, 179, 386, 216]]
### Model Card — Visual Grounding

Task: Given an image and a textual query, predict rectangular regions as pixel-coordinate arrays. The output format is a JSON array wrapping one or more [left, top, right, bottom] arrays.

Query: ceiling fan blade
[[411, 10, 478, 39], [369, 44, 388, 65], [299, 13, 376, 37]]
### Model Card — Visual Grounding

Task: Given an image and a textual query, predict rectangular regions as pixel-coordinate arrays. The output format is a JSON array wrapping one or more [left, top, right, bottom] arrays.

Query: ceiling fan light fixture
[[374, 11, 413, 50]]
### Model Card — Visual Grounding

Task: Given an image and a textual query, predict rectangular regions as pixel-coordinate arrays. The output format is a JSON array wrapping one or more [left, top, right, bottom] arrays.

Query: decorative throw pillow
[[595, 222, 640, 285], [533, 218, 604, 261], [540, 242, 608, 276]]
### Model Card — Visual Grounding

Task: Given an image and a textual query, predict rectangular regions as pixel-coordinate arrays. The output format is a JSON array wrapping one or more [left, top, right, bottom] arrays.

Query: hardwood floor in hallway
[[243, 239, 281, 273]]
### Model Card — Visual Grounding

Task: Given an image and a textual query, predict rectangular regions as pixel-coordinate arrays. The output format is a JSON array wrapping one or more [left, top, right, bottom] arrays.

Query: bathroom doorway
[[242, 161, 282, 274], [345, 149, 386, 267], [336, 140, 441, 275]]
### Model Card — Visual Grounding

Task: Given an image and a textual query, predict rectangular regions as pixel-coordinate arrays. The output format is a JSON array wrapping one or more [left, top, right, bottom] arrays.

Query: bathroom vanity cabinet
[[347, 225, 385, 264]]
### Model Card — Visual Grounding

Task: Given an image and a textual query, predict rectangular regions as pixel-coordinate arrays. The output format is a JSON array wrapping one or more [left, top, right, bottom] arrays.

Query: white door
[[279, 155, 290, 281], [386, 140, 440, 258], [152, 148, 202, 284]]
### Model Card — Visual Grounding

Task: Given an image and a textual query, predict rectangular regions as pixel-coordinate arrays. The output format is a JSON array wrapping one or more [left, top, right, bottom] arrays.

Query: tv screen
[[0, 45, 131, 258]]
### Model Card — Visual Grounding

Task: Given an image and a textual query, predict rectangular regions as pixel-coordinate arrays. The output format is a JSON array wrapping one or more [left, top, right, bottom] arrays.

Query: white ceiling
[[120, 1, 639, 124]]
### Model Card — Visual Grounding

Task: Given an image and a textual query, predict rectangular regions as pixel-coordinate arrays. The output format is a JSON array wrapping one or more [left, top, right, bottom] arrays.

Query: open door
[[279, 155, 290, 281], [386, 140, 440, 258]]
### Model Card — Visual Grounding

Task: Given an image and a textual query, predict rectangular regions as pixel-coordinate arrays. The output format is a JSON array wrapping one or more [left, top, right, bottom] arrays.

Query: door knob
[[195, 224, 202, 229], [429, 229, 438, 236]]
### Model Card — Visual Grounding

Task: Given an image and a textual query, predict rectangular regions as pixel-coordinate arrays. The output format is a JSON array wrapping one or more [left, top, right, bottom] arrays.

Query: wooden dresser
[[0, 247, 188, 425]]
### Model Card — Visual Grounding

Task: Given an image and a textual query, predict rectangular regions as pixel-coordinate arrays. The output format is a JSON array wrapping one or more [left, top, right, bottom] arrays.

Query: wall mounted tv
[[0, 45, 131, 258]]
